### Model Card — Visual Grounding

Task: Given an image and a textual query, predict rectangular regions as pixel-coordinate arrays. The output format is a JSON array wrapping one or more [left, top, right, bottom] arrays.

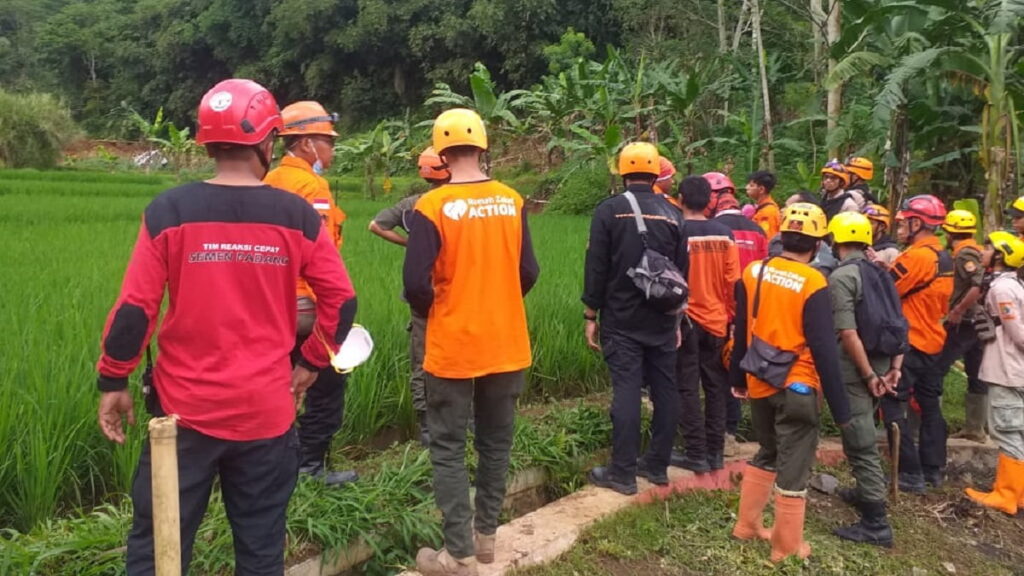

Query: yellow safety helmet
[[845, 156, 874, 181], [941, 209, 978, 234], [617, 142, 660, 177], [988, 231, 1024, 268], [432, 108, 488, 154], [781, 202, 829, 238], [279, 101, 339, 137], [828, 211, 874, 245], [1007, 196, 1024, 219]]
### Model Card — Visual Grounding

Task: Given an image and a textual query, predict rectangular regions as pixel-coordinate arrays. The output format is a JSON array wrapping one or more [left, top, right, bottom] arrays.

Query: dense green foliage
[[0, 89, 78, 168]]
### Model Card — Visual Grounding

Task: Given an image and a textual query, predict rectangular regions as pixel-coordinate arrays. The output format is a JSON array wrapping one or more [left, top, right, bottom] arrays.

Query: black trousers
[[676, 320, 729, 458], [881, 347, 947, 476], [292, 336, 348, 464], [601, 327, 679, 481], [936, 321, 985, 395], [126, 426, 299, 575]]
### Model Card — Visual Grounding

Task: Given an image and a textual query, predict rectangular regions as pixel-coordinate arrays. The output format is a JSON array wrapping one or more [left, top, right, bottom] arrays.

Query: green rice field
[[0, 168, 605, 533]]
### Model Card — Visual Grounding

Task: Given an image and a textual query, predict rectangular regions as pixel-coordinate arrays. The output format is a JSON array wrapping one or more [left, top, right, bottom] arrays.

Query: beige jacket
[[979, 272, 1024, 388]]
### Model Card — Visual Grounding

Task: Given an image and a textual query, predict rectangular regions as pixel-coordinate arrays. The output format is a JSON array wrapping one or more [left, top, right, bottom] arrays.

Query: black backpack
[[622, 192, 689, 314], [838, 258, 909, 357]]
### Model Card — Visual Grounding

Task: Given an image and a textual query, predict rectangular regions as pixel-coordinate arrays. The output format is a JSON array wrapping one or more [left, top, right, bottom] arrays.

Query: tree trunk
[[885, 105, 910, 212], [825, 0, 842, 157], [718, 0, 728, 53], [810, 0, 825, 84], [731, 0, 751, 53], [751, 0, 774, 170]]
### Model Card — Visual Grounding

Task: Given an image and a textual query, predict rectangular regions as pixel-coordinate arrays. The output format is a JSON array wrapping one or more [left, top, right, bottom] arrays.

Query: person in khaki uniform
[[936, 210, 988, 443], [827, 212, 900, 548], [369, 147, 451, 445], [965, 231, 1024, 514]]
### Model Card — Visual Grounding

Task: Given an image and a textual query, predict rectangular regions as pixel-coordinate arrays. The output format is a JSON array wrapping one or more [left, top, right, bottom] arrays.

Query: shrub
[[546, 161, 614, 215], [0, 90, 79, 169]]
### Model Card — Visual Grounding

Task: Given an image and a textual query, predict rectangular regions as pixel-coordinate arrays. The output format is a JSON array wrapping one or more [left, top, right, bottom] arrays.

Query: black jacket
[[582, 184, 686, 344]]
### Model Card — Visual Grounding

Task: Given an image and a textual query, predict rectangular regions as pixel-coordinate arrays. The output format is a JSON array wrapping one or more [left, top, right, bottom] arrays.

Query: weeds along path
[[0, 169, 606, 534]]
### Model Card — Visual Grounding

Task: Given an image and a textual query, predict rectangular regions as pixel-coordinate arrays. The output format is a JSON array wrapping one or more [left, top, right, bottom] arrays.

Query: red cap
[[196, 79, 283, 146]]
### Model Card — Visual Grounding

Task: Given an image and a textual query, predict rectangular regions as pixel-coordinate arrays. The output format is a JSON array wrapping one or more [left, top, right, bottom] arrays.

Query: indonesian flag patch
[[312, 201, 331, 211]]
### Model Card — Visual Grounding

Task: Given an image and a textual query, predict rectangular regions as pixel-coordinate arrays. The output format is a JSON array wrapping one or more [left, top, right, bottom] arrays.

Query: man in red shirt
[[95, 79, 357, 574]]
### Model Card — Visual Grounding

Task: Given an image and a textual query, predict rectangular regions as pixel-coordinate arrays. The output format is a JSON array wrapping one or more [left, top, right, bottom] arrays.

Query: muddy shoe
[[897, 472, 926, 494], [588, 466, 638, 495], [670, 450, 710, 474], [416, 548, 478, 576], [923, 468, 944, 489], [474, 532, 495, 564], [637, 458, 669, 485], [833, 500, 893, 548]]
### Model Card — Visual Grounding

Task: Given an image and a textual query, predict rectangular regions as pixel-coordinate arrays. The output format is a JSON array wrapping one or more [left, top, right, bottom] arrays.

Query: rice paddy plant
[[0, 397, 612, 575], [0, 168, 606, 534]]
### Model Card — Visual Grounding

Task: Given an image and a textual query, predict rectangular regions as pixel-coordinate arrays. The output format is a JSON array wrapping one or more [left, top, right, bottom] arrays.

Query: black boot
[[834, 500, 893, 548], [837, 486, 860, 506], [707, 451, 724, 471], [417, 410, 431, 447], [299, 447, 358, 487], [669, 450, 710, 474]]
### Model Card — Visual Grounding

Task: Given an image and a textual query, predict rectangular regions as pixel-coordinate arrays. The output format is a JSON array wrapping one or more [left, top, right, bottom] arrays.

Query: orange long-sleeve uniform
[[753, 196, 782, 239], [890, 235, 954, 354], [264, 155, 347, 299]]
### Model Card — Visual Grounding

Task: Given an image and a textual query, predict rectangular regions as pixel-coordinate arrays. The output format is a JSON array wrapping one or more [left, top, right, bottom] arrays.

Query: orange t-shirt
[[753, 197, 781, 239], [264, 156, 347, 299], [683, 220, 740, 337], [741, 257, 829, 399], [891, 235, 953, 354], [411, 181, 533, 379]]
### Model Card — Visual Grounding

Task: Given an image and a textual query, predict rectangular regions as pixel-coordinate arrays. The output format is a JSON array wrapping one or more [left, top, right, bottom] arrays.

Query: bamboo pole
[[890, 422, 900, 504], [149, 416, 181, 576]]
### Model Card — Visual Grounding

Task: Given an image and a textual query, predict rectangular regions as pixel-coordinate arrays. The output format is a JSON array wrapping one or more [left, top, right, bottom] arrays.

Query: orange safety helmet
[[418, 147, 451, 181], [279, 101, 339, 137], [862, 203, 891, 227], [845, 156, 874, 181], [821, 160, 851, 187]]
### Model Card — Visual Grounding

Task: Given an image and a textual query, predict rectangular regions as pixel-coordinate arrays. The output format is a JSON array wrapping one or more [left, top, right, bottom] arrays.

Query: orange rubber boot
[[731, 465, 776, 540], [965, 453, 1021, 515], [769, 493, 812, 563]]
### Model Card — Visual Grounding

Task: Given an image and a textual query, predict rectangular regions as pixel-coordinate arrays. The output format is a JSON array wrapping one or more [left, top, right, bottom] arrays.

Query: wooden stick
[[890, 421, 900, 503], [149, 416, 181, 576]]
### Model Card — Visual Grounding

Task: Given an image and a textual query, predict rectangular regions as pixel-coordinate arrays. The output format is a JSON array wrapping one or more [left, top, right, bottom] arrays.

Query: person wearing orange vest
[[936, 210, 989, 444], [1008, 196, 1024, 240], [369, 148, 451, 445], [264, 101, 357, 486], [654, 156, 682, 210], [882, 195, 953, 492], [745, 170, 781, 238], [729, 203, 851, 564], [405, 109, 539, 576]]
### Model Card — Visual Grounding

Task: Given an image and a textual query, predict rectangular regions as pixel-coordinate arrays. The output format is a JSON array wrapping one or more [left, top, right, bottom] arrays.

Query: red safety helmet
[[657, 157, 677, 182], [196, 79, 283, 146], [703, 171, 735, 192], [897, 194, 947, 227]]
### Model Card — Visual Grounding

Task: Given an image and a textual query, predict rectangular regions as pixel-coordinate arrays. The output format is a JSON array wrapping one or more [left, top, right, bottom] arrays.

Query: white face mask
[[312, 146, 324, 175]]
